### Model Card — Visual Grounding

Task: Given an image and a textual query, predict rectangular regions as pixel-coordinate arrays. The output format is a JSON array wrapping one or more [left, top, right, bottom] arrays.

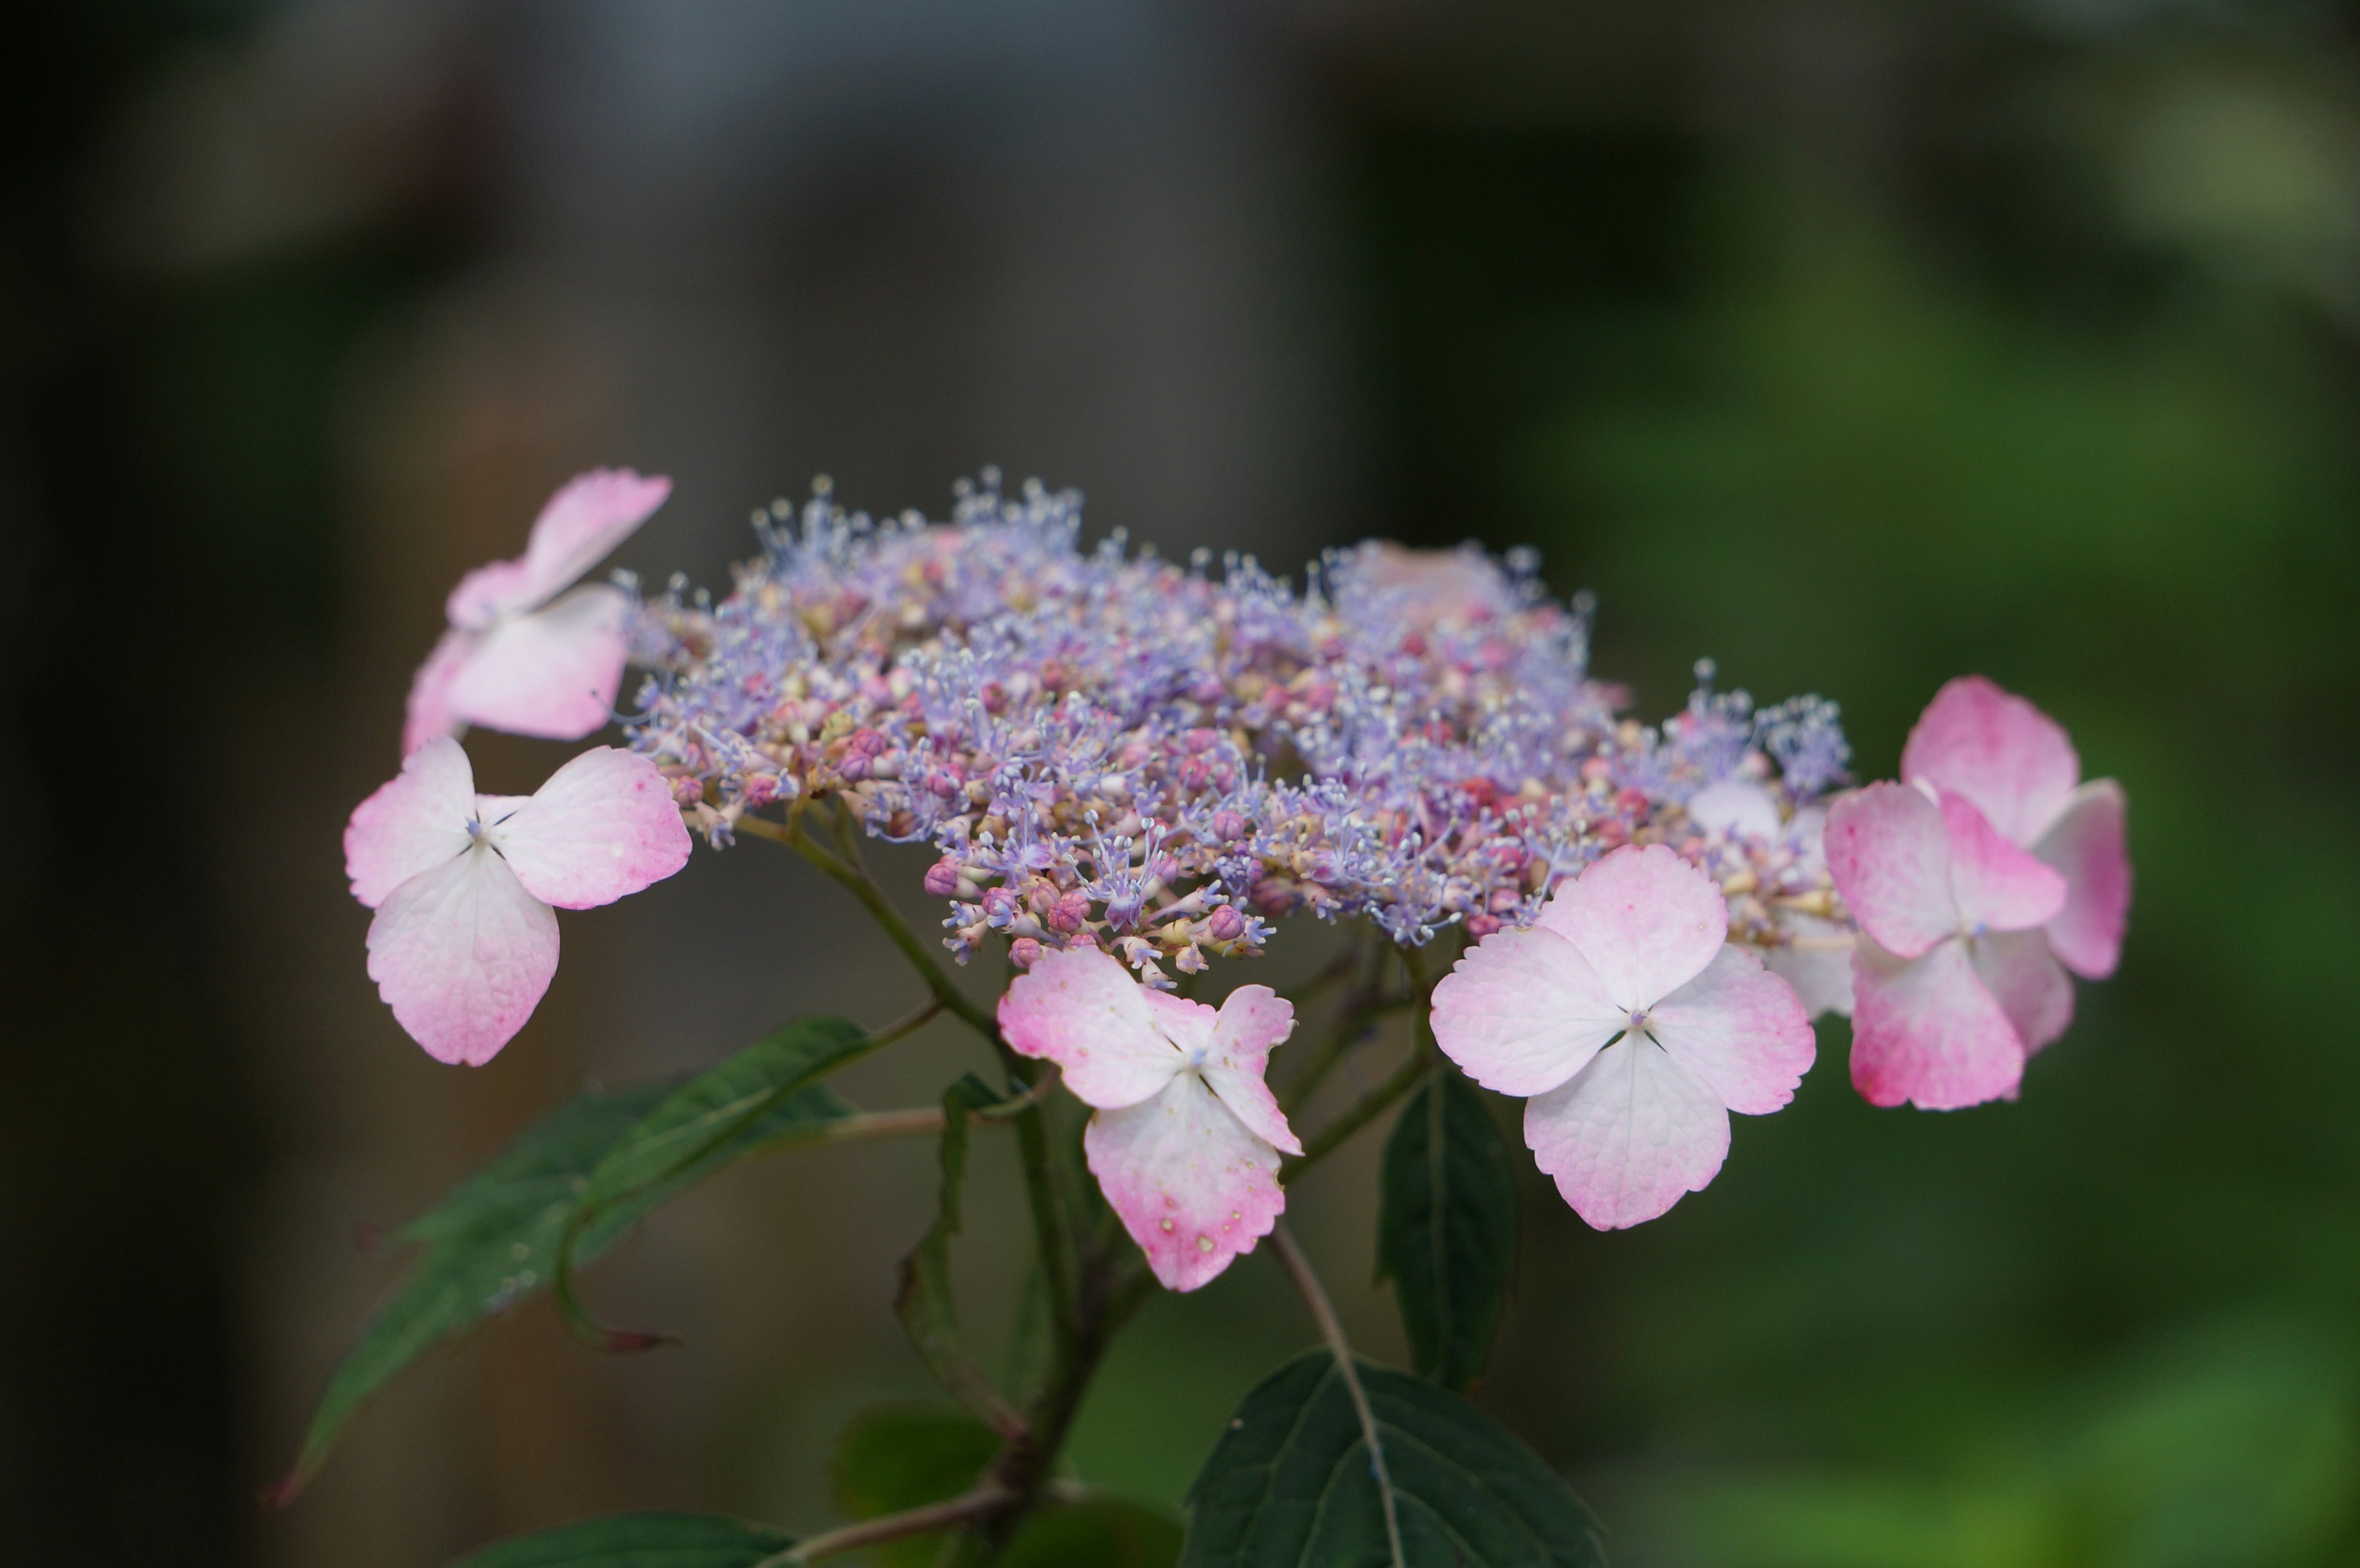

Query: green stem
[[1269, 1223, 1405, 1568], [1281, 994, 1411, 1115]]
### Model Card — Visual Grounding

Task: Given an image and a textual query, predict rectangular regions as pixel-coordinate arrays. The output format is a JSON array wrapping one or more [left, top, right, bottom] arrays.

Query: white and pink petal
[[1970, 930, 2075, 1056], [1525, 1038, 1730, 1231], [1085, 1072, 1286, 1292], [444, 585, 633, 742], [494, 746, 692, 909], [1536, 844, 1727, 1010], [1646, 944, 1815, 1116], [1938, 790, 2067, 935], [999, 948, 1181, 1109], [345, 736, 478, 907], [1430, 925, 1625, 1098], [1901, 676, 2081, 847], [1825, 782, 1959, 960], [364, 848, 559, 1067], [401, 629, 479, 757], [1849, 938, 2024, 1110], [2035, 779, 2130, 980]]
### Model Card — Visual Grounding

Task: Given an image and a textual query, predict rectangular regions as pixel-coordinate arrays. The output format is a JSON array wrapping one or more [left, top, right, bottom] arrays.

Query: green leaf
[[1375, 1067, 1519, 1393], [830, 1403, 1001, 1568], [450, 1511, 793, 1567], [1181, 1349, 1604, 1568], [1008, 1500, 1181, 1568], [1002, 1499, 1184, 1568], [554, 1016, 873, 1347], [285, 1021, 872, 1498], [896, 1075, 1025, 1436], [580, 1016, 873, 1215]]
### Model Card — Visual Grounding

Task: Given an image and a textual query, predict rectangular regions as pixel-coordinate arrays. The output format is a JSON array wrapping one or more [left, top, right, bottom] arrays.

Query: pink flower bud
[[849, 727, 889, 757], [1206, 904, 1246, 942], [982, 885, 1018, 922], [1212, 809, 1248, 842], [924, 859, 962, 897], [1009, 936, 1044, 970], [670, 774, 706, 807], [1048, 888, 1091, 934], [1465, 913, 1503, 938], [1184, 727, 1220, 755]]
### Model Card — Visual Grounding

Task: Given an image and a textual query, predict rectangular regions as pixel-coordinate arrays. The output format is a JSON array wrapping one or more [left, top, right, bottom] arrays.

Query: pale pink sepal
[[446, 469, 672, 629], [1525, 1038, 1729, 1231], [1970, 930, 2074, 1055], [1825, 783, 1959, 959], [365, 845, 560, 1067], [444, 585, 634, 742], [1085, 1073, 1288, 1292], [490, 746, 690, 909], [1647, 944, 1815, 1115], [1849, 938, 2025, 1110], [1536, 842, 1726, 1010], [2036, 780, 2130, 979], [345, 736, 477, 907], [1902, 675, 2080, 847], [997, 947, 1174, 1108], [1938, 791, 2067, 933], [402, 630, 476, 758], [1429, 925, 1624, 1097]]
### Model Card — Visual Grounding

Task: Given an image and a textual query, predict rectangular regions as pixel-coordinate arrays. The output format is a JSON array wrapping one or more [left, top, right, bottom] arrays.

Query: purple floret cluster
[[623, 473, 1852, 986]]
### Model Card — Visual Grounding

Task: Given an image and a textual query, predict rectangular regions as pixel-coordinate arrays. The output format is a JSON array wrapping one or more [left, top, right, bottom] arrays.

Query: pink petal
[[445, 469, 671, 627], [1525, 1038, 1729, 1231], [444, 586, 632, 741], [364, 845, 559, 1066], [1938, 790, 2067, 934], [1647, 944, 1816, 1115], [401, 629, 479, 756], [1085, 1071, 1286, 1291], [2036, 779, 2130, 979], [493, 747, 693, 909], [1849, 938, 2024, 1110], [1760, 915, 1855, 1019], [1200, 984, 1301, 1156], [1535, 844, 1728, 1010], [1902, 675, 2080, 846], [1970, 930, 2074, 1055], [998, 948, 1182, 1109], [1430, 925, 1625, 1097], [345, 735, 476, 908], [1825, 782, 1958, 959]]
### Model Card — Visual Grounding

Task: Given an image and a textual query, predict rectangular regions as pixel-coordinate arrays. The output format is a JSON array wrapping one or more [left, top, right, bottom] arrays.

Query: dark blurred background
[[6, 1, 2359, 1564]]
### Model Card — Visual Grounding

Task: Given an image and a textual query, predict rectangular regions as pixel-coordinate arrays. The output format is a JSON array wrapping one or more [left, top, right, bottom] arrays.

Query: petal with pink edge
[[1849, 938, 2024, 1110], [444, 470, 671, 627], [401, 628, 479, 757], [1430, 925, 1625, 1098], [1971, 930, 2075, 1055], [1647, 944, 1815, 1116], [493, 747, 692, 909], [1525, 1038, 1729, 1231], [445, 586, 632, 741], [1536, 844, 1727, 1009], [2036, 779, 2130, 979], [1687, 779, 1782, 842], [1940, 791, 2067, 934], [1085, 1072, 1285, 1291], [364, 847, 559, 1067], [1825, 782, 1958, 960], [999, 948, 1181, 1109], [1902, 675, 2081, 846], [1200, 984, 1300, 1156], [345, 736, 477, 908]]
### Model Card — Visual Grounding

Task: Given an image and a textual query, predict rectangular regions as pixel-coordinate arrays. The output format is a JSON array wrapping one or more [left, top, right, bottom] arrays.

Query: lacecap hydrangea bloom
[[344, 469, 2128, 1270]]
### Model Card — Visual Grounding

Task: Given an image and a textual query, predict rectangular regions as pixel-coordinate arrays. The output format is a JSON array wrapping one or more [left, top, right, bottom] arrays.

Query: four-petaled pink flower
[[999, 949, 1300, 1290], [1827, 677, 2128, 1110], [1429, 844, 1815, 1230], [403, 469, 673, 755], [345, 737, 692, 1065]]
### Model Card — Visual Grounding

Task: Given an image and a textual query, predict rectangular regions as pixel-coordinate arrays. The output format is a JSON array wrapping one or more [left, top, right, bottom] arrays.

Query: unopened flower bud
[[1009, 937, 1044, 969], [1206, 904, 1246, 942], [924, 859, 962, 897]]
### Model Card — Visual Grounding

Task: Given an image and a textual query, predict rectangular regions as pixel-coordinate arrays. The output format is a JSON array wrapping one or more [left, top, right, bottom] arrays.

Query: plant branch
[[1281, 994, 1411, 1115], [762, 1484, 1016, 1565], [1269, 1223, 1405, 1568]]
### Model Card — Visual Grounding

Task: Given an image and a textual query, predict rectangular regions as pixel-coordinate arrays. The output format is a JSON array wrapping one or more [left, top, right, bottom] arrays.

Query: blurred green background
[[6, 2, 2358, 1565]]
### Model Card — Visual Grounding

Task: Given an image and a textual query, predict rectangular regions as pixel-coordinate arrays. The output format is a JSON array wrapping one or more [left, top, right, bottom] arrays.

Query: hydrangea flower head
[[1902, 676, 2130, 979], [404, 469, 672, 755], [998, 948, 1299, 1290], [1430, 844, 1815, 1229], [344, 738, 691, 1064]]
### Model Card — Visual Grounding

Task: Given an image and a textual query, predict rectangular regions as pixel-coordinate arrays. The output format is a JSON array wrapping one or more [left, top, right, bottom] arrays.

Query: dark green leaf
[[1376, 1067, 1519, 1392], [580, 1016, 873, 1215], [285, 1023, 871, 1497], [1181, 1350, 1604, 1568], [450, 1511, 793, 1567], [897, 1075, 1025, 1436], [1002, 1499, 1184, 1568], [830, 1403, 1001, 1568]]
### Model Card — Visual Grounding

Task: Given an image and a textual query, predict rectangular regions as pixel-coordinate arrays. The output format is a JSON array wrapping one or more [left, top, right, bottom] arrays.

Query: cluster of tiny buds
[[623, 474, 1855, 984]]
